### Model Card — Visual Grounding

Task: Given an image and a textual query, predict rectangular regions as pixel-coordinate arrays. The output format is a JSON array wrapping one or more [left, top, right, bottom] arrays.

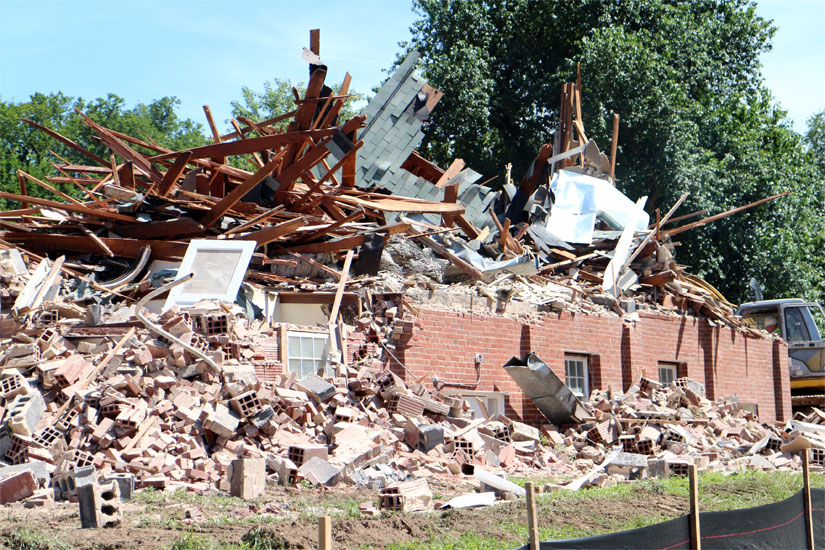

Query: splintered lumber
[[664, 191, 790, 237], [198, 153, 285, 228], [334, 195, 465, 214], [230, 217, 308, 248], [434, 158, 465, 188], [329, 249, 355, 322], [158, 151, 193, 197], [0, 192, 135, 223], [116, 217, 205, 239], [22, 118, 109, 167], [2, 233, 188, 260], [77, 109, 165, 185]]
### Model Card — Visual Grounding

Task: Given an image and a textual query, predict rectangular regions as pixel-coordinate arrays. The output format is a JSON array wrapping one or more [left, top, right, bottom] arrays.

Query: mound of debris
[[0, 31, 810, 522], [0, 283, 822, 516]]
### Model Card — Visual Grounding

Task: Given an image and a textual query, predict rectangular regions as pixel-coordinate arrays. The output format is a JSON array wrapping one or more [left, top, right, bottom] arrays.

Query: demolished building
[[0, 32, 815, 512]]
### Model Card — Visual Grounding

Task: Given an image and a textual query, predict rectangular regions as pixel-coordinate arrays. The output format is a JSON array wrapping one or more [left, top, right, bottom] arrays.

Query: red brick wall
[[391, 306, 791, 424]]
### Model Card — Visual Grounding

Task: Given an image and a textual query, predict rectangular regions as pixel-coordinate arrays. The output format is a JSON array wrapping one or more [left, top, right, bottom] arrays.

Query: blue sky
[[1, 0, 822, 135]]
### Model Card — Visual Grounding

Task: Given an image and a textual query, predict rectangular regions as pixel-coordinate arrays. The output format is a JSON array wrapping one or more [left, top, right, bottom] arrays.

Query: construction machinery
[[737, 299, 825, 410]]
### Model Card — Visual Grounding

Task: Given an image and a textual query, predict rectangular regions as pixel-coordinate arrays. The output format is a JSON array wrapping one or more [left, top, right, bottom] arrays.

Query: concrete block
[[229, 458, 265, 500], [295, 375, 336, 402], [53, 465, 96, 501], [0, 469, 38, 504], [417, 425, 444, 453], [102, 473, 134, 501], [78, 480, 121, 528], [6, 392, 45, 436], [203, 404, 240, 438], [297, 457, 341, 487]]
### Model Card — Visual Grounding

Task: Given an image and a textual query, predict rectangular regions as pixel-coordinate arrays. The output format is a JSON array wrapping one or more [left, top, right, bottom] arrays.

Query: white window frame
[[287, 331, 330, 378], [564, 355, 589, 398], [658, 362, 678, 386], [163, 239, 256, 311], [444, 390, 506, 419]]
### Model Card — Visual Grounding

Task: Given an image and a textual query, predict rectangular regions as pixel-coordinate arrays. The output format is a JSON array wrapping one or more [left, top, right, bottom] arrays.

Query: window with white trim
[[287, 331, 330, 378], [564, 355, 589, 398], [658, 362, 677, 386], [446, 391, 506, 419]]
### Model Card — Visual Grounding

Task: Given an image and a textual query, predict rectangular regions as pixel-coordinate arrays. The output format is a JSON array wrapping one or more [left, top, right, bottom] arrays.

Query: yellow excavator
[[737, 298, 825, 411]]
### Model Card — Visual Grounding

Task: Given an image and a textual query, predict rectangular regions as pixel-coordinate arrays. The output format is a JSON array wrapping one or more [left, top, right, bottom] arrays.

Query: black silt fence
[[515, 488, 824, 550]]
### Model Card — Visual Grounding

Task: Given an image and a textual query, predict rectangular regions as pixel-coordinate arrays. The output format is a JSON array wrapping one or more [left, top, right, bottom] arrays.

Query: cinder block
[[78, 480, 121, 528], [0, 469, 38, 504], [297, 457, 341, 487], [53, 465, 96, 501], [229, 458, 265, 500], [203, 404, 240, 438], [417, 425, 444, 453], [102, 473, 134, 501], [5, 392, 45, 436]]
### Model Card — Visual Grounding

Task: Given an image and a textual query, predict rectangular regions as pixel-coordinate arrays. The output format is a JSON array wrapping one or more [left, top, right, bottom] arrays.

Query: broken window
[[564, 355, 589, 398], [658, 362, 677, 386], [287, 331, 330, 378], [163, 239, 256, 311]]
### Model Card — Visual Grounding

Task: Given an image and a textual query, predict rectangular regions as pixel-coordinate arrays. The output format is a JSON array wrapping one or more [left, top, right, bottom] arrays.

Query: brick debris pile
[[0, 33, 809, 522], [0, 265, 822, 517]]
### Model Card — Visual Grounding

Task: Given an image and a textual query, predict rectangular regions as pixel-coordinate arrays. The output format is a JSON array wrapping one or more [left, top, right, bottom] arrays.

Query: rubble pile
[[0, 284, 822, 511], [0, 46, 787, 330], [0, 35, 811, 520]]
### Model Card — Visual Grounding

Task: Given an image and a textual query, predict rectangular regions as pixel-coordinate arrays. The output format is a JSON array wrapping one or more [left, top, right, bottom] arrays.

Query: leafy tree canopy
[[231, 77, 363, 132], [0, 93, 207, 206], [405, 0, 824, 304]]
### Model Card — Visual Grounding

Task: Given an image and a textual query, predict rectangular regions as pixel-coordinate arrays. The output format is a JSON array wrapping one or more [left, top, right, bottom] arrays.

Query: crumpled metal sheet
[[503, 352, 588, 424], [546, 170, 650, 244]]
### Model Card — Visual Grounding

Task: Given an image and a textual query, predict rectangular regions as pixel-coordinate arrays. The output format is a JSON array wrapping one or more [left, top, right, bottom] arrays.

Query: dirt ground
[[0, 476, 692, 550]]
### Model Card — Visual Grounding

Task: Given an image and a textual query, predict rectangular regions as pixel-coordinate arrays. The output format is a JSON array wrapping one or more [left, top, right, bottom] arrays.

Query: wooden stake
[[689, 464, 701, 550], [610, 113, 619, 182], [318, 515, 332, 550], [802, 448, 814, 550], [526, 481, 539, 550]]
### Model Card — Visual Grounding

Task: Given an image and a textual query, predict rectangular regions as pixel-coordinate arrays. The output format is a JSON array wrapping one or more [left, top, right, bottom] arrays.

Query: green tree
[[806, 110, 825, 175], [231, 78, 363, 132], [0, 93, 206, 207], [405, 0, 824, 304]]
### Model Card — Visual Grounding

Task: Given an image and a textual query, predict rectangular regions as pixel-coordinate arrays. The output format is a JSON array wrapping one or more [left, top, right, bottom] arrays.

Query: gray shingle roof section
[[348, 51, 498, 231]]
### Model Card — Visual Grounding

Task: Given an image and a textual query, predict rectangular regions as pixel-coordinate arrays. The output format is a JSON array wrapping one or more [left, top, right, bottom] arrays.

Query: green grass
[[166, 527, 291, 550], [363, 470, 825, 550], [134, 471, 825, 550], [2, 527, 74, 550]]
